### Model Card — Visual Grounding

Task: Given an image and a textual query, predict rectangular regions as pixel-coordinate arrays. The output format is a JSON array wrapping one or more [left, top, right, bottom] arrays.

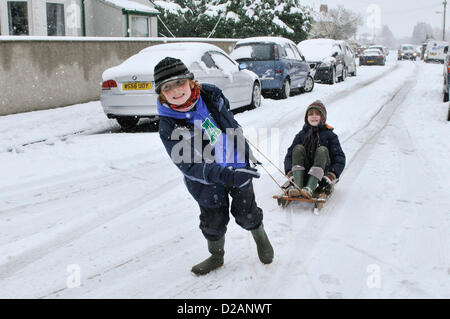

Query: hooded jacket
[[284, 122, 346, 177], [158, 83, 254, 207]]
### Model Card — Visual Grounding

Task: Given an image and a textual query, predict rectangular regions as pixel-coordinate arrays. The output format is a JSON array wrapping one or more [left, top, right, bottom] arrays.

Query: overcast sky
[[303, 0, 447, 38]]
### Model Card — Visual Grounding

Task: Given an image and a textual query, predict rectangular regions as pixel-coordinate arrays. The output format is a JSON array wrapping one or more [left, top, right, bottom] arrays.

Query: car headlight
[[413, 52, 417, 56], [401, 52, 405, 55]]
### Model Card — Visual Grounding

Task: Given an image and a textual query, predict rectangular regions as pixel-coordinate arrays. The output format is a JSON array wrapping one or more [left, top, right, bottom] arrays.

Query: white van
[[425, 40, 449, 63]]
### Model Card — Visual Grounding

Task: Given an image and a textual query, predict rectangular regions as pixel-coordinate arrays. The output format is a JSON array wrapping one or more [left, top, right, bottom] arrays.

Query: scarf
[[168, 86, 201, 112], [302, 123, 321, 164]]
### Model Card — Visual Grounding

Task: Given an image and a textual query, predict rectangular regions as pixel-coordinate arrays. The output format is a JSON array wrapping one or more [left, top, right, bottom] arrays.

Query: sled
[[273, 179, 336, 214]]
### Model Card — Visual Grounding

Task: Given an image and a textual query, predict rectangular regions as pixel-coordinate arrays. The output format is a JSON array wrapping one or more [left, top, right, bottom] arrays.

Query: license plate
[[367, 60, 374, 63], [122, 82, 152, 90], [430, 53, 437, 56]]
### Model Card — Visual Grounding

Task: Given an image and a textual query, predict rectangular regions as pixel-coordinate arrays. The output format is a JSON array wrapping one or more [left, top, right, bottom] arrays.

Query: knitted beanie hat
[[154, 57, 194, 94], [305, 100, 327, 124]]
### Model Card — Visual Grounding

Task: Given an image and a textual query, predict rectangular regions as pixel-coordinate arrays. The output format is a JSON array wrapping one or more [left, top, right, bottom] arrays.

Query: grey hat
[[153, 57, 194, 94]]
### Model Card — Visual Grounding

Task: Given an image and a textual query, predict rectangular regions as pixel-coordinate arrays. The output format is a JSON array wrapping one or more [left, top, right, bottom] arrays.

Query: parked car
[[397, 44, 418, 60], [359, 49, 386, 66], [297, 38, 357, 84], [425, 40, 449, 63], [368, 44, 389, 56], [101, 42, 262, 129], [230, 37, 314, 99], [443, 52, 450, 102]]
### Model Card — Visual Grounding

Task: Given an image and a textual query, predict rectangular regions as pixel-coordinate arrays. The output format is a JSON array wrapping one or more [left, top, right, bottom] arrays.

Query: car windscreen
[[231, 43, 274, 61], [401, 46, 414, 51], [363, 50, 382, 56], [297, 41, 335, 61]]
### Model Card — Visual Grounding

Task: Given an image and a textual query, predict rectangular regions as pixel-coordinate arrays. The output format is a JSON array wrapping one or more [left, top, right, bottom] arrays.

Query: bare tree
[[309, 5, 362, 40]]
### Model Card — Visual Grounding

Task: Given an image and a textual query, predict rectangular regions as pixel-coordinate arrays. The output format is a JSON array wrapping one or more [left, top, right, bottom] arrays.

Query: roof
[[103, 42, 225, 80], [235, 37, 296, 46], [101, 0, 159, 14]]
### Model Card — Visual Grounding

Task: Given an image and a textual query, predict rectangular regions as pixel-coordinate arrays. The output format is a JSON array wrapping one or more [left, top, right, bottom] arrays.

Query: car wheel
[[444, 91, 449, 102], [116, 116, 139, 130], [249, 82, 262, 109], [339, 67, 347, 82], [279, 79, 290, 99], [448, 105, 450, 121], [302, 76, 314, 93], [329, 67, 337, 85]]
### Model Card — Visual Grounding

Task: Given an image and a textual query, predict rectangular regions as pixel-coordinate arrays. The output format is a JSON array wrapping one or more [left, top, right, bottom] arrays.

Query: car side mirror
[[238, 63, 248, 70], [445, 46, 449, 54], [332, 51, 338, 57]]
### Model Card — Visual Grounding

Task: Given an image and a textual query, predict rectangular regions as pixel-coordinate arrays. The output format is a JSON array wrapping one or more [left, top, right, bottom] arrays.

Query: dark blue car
[[230, 37, 314, 99]]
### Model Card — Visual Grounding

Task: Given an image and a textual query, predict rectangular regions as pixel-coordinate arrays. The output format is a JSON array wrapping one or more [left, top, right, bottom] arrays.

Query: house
[[0, 0, 159, 37]]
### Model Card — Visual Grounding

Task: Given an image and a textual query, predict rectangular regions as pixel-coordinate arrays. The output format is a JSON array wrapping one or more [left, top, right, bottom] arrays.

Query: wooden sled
[[273, 179, 336, 214]]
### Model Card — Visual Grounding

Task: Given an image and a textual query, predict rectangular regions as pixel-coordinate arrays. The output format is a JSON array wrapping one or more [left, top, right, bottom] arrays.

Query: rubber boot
[[301, 174, 320, 199], [191, 236, 225, 276], [251, 223, 274, 264], [288, 170, 304, 197]]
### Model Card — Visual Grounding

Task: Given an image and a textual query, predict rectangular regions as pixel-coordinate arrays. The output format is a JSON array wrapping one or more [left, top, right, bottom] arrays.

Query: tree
[[411, 22, 434, 44], [153, 0, 313, 43], [309, 5, 362, 40]]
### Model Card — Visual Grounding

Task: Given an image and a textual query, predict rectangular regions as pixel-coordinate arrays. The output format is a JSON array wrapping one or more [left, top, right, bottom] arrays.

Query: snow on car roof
[[297, 38, 337, 61], [235, 36, 295, 46], [102, 42, 224, 80]]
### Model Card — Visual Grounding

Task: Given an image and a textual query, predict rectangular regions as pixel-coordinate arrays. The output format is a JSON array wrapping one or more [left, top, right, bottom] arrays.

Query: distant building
[[0, 0, 159, 37]]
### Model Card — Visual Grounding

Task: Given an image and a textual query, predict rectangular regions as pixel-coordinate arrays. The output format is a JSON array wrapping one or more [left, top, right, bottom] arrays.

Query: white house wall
[[0, 0, 83, 36]]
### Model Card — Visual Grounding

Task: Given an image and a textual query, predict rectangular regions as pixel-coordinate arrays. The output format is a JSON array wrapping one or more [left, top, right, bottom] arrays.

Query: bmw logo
[[132, 75, 137, 80]]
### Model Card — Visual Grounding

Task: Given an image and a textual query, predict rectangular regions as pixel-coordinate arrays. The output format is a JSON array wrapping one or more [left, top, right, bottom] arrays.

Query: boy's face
[[307, 109, 322, 126], [161, 79, 192, 105]]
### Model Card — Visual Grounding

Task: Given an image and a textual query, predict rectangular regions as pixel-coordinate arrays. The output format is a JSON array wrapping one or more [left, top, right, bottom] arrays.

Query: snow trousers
[[291, 145, 330, 181], [198, 182, 263, 241]]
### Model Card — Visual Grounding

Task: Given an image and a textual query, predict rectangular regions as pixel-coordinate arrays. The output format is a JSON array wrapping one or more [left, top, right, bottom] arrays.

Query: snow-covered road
[[0, 54, 449, 298]]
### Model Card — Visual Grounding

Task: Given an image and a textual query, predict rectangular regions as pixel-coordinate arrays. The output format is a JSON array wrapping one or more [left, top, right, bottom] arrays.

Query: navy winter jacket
[[284, 123, 346, 177], [158, 84, 253, 207]]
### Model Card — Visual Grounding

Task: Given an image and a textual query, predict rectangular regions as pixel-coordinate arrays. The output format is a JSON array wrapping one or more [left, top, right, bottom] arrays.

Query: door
[[209, 51, 251, 106], [283, 44, 301, 88]]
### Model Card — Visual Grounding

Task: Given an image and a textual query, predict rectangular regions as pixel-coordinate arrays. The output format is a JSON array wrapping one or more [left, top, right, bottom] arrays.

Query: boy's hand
[[322, 171, 337, 186]]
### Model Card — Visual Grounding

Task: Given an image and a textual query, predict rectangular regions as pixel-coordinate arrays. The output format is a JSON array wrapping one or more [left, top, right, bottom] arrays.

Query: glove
[[322, 171, 337, 186], [221, 167, 260, 189]]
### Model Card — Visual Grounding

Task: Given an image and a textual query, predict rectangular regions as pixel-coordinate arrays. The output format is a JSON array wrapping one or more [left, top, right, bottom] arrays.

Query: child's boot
[[288, 166, 304, 197], [191, 236, 225, 275], [251, 223, 274, 264], [301, 174, 320, 199]]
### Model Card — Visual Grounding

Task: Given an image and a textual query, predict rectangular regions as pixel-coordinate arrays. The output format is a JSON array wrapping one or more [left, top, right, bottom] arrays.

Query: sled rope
[[245, 137, 303, 193]]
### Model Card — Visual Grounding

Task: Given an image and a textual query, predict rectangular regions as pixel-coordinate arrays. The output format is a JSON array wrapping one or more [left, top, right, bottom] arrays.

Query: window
[[8, 1, 28, 35], [210, 51, 238, 73], [290, 44, 302, 60], [47, 3, 65, 36], [131, 16, 149, 37], [201, 53, 218, 69], [284, 44, 296, 59]]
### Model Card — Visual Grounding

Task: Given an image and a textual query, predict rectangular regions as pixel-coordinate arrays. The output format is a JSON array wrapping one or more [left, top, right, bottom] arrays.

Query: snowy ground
[[0, 54, 449, 298]]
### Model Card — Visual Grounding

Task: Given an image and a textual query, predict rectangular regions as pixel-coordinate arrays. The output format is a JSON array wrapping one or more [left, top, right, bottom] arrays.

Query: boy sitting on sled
[[284, 100, 346, 198]]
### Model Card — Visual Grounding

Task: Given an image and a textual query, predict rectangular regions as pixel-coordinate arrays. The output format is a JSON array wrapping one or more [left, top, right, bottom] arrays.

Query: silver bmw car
[[101, 42, 262, 129]]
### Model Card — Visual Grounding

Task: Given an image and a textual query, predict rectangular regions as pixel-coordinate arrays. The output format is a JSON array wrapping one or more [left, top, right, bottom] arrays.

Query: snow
[[297, 38, 337, 61], [0, 54, 449, 298], [102, 42, 226, 80], [103, 0, 159, 14], [236, 36, 296, 47]]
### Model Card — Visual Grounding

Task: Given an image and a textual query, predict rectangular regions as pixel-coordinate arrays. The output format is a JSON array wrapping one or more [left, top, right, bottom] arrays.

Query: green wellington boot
[[288, 169, 305, 197], [301, 174, 320, 199], [191, 236, 225, 276], [251, 224, 274, 264]]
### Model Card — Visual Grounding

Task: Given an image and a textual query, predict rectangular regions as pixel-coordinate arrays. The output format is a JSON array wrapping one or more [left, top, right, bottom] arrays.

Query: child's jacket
[[284, 123, 346, 177]]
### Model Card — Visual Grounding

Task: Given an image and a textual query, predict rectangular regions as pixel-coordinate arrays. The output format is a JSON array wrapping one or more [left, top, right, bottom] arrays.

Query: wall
[[0, 37, 239, 116]]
